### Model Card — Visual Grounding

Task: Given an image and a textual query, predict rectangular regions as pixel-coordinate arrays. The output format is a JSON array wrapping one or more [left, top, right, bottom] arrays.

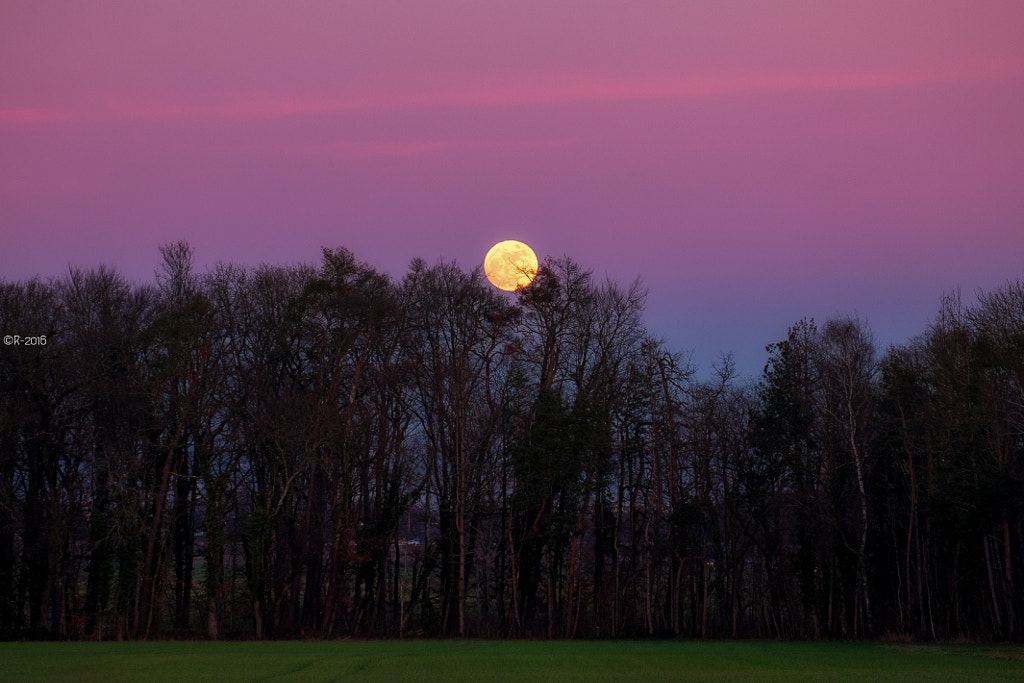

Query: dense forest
[[1, 242, 1021, 641]]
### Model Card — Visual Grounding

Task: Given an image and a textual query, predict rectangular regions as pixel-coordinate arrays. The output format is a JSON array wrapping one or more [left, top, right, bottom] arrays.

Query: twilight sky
[[2, 0, 1023, 377]]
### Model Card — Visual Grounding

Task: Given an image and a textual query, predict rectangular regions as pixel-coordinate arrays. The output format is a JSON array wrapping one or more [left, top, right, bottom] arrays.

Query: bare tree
[[403, 259, 514, 636], [817, 316, 877, 636]]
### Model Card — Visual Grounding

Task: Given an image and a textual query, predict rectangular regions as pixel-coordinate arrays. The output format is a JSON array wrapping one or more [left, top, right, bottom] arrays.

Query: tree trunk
[[138, 422, 183, 638], [849, 427, 872, 636], [1004, 517, 1016, 638]]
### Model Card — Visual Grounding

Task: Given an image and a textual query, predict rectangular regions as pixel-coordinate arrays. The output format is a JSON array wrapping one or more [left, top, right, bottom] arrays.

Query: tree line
[[1, 243, 1021, 641]]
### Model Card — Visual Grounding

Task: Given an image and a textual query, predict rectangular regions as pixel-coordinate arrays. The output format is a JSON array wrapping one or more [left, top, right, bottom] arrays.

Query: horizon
[[1, 239, 1017, 382]]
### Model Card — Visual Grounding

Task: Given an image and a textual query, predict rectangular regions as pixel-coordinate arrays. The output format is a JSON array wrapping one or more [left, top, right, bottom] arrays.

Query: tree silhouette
[[0, 244, 1021, 640]]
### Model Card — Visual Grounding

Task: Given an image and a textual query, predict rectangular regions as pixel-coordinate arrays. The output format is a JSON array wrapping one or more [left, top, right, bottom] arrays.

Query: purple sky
[[3, 1, 1023, 377]]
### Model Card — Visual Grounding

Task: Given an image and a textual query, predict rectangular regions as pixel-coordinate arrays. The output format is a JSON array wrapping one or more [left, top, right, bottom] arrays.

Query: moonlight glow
[[483, 240, 538, 291]]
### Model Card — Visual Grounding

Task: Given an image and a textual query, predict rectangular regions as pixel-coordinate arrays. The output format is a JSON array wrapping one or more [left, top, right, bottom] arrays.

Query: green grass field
[[1, 640, 1023, 682]]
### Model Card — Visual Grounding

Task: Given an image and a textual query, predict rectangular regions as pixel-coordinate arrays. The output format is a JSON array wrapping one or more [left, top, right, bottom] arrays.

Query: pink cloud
[[4, 64, 1017, 126], [0, 108, 66, 124], [279, 140, 453, 160]]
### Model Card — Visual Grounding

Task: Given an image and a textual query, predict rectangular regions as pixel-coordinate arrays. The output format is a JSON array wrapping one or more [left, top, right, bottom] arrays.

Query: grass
[[1, 640, 1023, 682]]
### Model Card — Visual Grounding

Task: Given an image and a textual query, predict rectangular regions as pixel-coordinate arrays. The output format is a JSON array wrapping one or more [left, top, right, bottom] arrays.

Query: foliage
[[0, 244, 1022, 640]]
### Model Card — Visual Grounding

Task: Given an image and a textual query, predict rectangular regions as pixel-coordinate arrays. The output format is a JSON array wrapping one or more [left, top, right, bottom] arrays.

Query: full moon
[[484, 240, 538, 291]]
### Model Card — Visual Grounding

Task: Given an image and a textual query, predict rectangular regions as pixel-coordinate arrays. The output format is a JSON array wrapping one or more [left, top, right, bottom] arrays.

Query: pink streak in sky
[[3, 65, 1017, 126]]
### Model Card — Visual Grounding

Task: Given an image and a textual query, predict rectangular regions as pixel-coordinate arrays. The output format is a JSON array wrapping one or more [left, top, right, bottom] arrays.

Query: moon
[[484, 240, 538, 291]]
